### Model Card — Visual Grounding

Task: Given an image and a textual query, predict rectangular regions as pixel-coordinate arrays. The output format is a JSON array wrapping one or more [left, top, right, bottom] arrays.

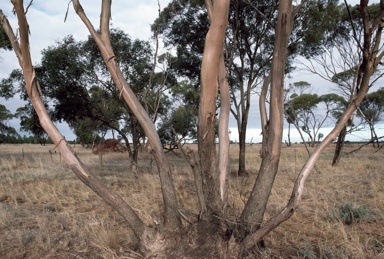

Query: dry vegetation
[[0, 143, 383, 258]]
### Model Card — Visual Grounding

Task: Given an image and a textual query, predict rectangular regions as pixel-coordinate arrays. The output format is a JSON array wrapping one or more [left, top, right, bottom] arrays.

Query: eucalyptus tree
[[81, 29, 174, 160], [0, 104, 17, 143], [154, 0, 345, 176], [0, 66, 49, 143], [358, 87, 384, 147], [284, 81, 312, 146], [15, 105, 49, 145], [0, 23, 11, 50], [285, 91, 346, 147], [153, 0, 278, 175], [0, 29, 173, 162], [299, 2, 384, 164], [157, 77, 201, 149], [1, 0, 383, 258]]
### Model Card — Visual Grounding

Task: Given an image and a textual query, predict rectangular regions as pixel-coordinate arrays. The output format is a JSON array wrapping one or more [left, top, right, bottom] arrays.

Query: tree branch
[[218, 54, 230, 204], [72, 0, 182, 229], [2, 0, 147, 239]]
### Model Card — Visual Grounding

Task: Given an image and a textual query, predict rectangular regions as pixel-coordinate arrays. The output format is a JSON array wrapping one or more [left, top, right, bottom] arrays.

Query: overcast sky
[[0, 0, 380, 142]]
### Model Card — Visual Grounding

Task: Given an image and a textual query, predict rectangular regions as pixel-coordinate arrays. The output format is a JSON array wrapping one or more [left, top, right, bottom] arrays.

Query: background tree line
[[1, 1, 383, 168]]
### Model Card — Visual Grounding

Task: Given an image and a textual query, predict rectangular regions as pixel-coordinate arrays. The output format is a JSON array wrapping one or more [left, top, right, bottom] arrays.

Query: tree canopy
[[0, 104, 17, 143]]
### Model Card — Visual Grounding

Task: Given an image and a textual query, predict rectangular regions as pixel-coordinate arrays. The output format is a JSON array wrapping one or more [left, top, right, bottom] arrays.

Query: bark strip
[[218, 54, 230, 204], [199, 0, 230, 217]]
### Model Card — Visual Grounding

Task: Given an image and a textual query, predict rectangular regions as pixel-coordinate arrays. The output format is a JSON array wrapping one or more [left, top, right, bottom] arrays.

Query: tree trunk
[[370, 124, 380, 148], [72, 0, 181, 229], [238, 1, 384, 251], [238, 82, 251, 175], [260, 75, 271, 158], [332, 124, 347, 166], [287, 123, 291, 146], [236, 0, 294, 244], [217, 54, 230, 206], [238, 124, 247, 175], [0, 1, 148, 241], [199, 0, 230, 217]]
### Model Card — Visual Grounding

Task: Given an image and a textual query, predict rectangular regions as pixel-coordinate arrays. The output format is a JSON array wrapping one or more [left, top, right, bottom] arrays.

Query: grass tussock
[[0, 143, 383, 258]]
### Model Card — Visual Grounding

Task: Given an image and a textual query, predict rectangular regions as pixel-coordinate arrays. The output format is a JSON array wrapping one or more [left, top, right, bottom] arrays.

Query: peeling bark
[[218, 54, 230, 205], [199, 0, 230, 217]]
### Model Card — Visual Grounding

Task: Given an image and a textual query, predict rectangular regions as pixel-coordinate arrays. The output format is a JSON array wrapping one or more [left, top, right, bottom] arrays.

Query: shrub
[[336, 203, 368, 225]]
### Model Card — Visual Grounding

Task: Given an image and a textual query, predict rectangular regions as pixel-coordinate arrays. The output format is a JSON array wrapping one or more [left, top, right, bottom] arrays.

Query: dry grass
[[0, 143, 383, 258]]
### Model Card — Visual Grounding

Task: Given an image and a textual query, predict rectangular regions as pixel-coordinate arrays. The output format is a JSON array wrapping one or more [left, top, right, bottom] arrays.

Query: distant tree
[[285, 90, 344, 147], [0, 30, 173, 162], [290, 81, 311, 95], [284, 81, 311, 146], [0, 23, 12, 50], [15, 105, 49, 145], [0, 69, 24, 99], [357, 87, 384, 147], [158, 79, 199, 149], [158, 106, 197, 150], [79, 30, 173, 161], [70, 117, 105, 148], [0, 104, 17, 143], [299, 2, 384, 164], [317, 132, 324, 142]]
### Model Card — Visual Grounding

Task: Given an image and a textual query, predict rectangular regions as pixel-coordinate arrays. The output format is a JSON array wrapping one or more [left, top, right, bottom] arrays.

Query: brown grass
[[0, 143, 383, 258]]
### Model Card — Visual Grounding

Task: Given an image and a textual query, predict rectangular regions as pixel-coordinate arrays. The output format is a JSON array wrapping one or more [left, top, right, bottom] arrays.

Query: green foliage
[[157, 80, 199, 146], [15, 105, 49, 145], [0, 104, 17, 143], [331, 67, 357, 87], [292, 0, 345, 58], [0, 23, 12, 50], [284, 82, 346, 146], [319, 93, 347, 121], [158, 105, 197, 145], [0, 69, 24, 100], [293, 81, 311, 89], [39, 36, 92, 122], [0, 28, 174, 152], [0, 104, 14, 122], [152, 0, 207, 81], [335, 203, 369, 225], [292, 94, 320, 111], [171, 80, 200, 109], [71, 117, 103, 147], [43, 203, 56, 213], [358, 88, 384, 125]]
